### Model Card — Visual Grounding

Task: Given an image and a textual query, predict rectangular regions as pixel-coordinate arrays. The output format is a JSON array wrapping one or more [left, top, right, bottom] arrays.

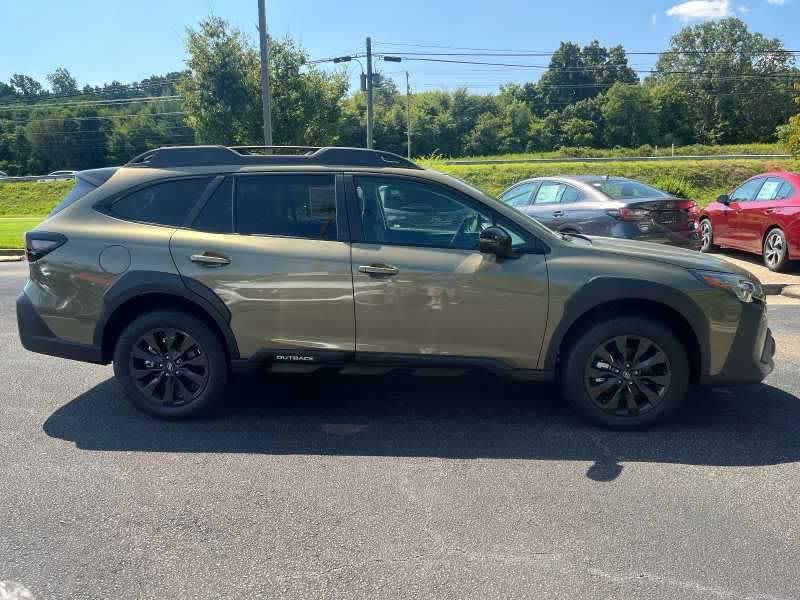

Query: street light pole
[[406, 71, 411, 159], [258, 0, 273, 146], [365, 37, 374, 149]]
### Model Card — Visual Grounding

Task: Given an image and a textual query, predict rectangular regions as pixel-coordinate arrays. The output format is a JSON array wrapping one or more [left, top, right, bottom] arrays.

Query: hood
[[584, 236, 753, 277]]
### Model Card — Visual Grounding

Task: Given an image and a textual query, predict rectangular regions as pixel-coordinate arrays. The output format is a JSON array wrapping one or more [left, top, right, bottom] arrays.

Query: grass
[[0, 217, 43, 249], [0, 180, 74, 217]]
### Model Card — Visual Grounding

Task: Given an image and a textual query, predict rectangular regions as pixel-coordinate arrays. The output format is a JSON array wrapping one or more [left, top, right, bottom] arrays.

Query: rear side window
[[777, 181, 795, 200], [755, 177, 783, 201], [236, 174, 337, 240], [110, 177, 214, 227], [193, 178, 233, 234], [48, 178, 96, 217]]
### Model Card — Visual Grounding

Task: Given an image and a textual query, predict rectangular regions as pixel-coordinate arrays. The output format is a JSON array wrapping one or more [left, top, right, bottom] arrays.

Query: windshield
[[591, 180, 669, 200]]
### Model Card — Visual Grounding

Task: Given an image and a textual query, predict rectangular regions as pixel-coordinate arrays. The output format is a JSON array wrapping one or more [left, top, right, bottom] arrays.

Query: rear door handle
[[358, 264, 399, 276], [190, 253, 231, 266]]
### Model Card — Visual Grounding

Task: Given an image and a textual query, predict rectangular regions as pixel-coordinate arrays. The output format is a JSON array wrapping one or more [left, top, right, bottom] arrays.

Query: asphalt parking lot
[[2, 260, 800, 599]]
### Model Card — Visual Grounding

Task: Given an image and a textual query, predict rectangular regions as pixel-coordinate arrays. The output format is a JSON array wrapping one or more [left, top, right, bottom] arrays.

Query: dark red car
[[699, 171, 800, 272]]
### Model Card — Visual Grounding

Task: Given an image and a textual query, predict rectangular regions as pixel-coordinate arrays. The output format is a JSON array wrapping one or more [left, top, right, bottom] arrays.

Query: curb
[[0, 255, 24, 262], [781, 284, 800, 299]]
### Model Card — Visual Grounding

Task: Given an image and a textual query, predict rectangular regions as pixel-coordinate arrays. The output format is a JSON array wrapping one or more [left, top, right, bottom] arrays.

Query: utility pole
[[258, 0, 273, 146], [405, 71, 411, 159], [365, 36, 374, 149]]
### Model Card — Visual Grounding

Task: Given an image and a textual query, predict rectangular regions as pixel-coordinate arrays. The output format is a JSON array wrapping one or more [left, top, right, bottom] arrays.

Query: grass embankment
[[429, 157, 800, 205], [0, 180, 73, 248], [0, 156, 798, 248]]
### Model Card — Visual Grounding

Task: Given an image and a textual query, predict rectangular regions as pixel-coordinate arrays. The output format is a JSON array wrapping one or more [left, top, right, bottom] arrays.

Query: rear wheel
[[113, 310, 228, 419], [763, 228, 790, 272], [699, 218, 716, 253], [560, 317, 689, 429]]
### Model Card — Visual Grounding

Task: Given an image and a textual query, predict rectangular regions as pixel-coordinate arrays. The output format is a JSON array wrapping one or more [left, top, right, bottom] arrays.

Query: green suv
[[17, 146, 775, 428]]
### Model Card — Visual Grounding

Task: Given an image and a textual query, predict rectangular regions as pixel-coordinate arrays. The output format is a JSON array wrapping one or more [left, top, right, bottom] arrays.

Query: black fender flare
[[542, 277, 709, 375], [93, 270, 239, 359]]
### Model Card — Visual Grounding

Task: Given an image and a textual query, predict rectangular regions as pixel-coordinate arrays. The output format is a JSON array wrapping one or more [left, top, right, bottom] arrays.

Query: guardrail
[[441, 154, 793, 166], [0, 174, 75, 184]]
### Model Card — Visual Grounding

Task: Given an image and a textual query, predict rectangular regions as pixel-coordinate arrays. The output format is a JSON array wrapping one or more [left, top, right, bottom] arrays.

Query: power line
[[1, 111, 187, 125], [0, 95, 182, 112]]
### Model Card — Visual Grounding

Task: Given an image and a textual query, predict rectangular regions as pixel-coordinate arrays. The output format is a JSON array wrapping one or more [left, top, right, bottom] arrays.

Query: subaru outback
[[17, 146, 775, 429]]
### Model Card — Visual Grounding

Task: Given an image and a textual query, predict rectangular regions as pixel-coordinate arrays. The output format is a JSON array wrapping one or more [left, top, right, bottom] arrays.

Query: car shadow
[[713, 247, 800, 275], [42, 371, 800, 480]]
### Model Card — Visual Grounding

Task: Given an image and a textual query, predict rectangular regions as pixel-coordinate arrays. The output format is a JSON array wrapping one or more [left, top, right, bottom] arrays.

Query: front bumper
[[700, 301, 775, 385], [16, 291, 105, 364]]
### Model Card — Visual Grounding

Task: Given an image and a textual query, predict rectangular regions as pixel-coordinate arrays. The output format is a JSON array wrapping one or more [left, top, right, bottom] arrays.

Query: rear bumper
[[700, 301, 774, 385], [613, 222, 701, 249], [16, 291, 105, 364]]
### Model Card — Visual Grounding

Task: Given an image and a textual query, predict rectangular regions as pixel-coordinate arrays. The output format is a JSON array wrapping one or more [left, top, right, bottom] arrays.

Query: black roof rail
[[125, 145, 421, 170]]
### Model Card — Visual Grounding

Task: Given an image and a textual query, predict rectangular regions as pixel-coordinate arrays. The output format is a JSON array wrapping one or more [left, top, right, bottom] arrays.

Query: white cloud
[[766, 0, 785, 5], [665, 0, 732, 21], [738, 3, 751, 11]]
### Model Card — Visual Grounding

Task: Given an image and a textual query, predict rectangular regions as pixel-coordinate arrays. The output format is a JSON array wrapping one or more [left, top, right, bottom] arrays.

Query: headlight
[[691, 269, 764, 303]]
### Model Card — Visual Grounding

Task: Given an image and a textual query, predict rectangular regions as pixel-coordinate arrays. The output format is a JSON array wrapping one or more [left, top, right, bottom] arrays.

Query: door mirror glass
[[479, 226, 514, 258], [717, 194, 730, 205]]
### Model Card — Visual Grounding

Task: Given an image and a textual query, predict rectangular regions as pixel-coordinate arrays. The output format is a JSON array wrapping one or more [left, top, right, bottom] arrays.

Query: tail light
[[25, 232, 67, 262], [607, 208, 651, 221]]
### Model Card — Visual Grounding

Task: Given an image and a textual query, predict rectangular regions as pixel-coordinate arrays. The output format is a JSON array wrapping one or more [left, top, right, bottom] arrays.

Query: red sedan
[[699, 171, 800, 272]]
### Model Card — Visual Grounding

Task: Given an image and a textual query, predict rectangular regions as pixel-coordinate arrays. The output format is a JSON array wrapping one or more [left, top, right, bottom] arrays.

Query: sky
[[1, 0, 798, 95]]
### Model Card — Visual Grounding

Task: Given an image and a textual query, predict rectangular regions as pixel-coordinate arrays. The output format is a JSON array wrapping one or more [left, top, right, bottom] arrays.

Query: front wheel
[[560, 317, 689, 429], [113, 310, 228, 419], [699, 218, 716, 253], [763, 228, 790, 272]]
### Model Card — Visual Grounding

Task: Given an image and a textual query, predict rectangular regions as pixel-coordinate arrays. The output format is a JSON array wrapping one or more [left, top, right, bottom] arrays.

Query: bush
[[651, 175, 697, 199]]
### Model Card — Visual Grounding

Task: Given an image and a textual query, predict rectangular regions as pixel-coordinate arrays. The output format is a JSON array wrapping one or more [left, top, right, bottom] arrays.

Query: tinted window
[[111, 177, 213, 226], [193, 178, 233, 233], [355, 176, 527, 251], [755, 178, 783, 201], [561, 185, 581, 203], [236, 175, 337, 240], [778, 181, 795, 200], [730, 178, 764, 202], [533, 182, 565, 205], [500, 182, 535, 207], [591, 180, 668, 199]]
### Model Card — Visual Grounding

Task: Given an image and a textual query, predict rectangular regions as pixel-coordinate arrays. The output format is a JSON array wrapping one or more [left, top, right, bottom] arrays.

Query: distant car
[[699, 171, 800, 272], [498, 176, 701, 249], [48, 170, 77, 178]]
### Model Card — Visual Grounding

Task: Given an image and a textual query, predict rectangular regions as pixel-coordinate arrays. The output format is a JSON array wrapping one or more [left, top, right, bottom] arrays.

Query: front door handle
[[358, 264, 399, 276], [190, 253, 231, 266], [552, 210, 564, 217]]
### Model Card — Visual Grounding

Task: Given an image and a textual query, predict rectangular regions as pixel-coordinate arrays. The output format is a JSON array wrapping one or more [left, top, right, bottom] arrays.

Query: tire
[[699, 218, 717, 253], [113, 310, 228, 419], [559, 317, 689, 430], [763, 228, 790, 272]]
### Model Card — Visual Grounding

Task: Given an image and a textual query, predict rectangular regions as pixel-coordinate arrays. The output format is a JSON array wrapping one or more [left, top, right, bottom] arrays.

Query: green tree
[[601, 83, 657, 147], [47, 68, 78, 96], [652, 18, 798, 143]]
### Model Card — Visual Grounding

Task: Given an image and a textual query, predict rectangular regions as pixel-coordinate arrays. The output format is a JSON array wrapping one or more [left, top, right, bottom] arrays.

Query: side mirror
[[717, 194, 730, 205], [479, 226, 515, 259]]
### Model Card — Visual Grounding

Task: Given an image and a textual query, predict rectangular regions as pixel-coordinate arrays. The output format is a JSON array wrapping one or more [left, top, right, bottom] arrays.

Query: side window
[[533, 182, 565, 205], [777, 180, 795, 200], [730, 178, 764, 203], [355, 176, 528, 251], [236, 174, 337, 241], [500, 182, 535, 208], [193, 178, 233, 233], [110, 177, 214, 226], [755, 177, 783, 201], [560, 185, 581, 204]]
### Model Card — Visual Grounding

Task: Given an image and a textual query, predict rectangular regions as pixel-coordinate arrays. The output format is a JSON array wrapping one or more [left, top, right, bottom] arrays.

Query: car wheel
[[113, 310, 228, 419], [560, 317, 689, 429], [763, 228, 790, 272], [699, 218, 716, 253]]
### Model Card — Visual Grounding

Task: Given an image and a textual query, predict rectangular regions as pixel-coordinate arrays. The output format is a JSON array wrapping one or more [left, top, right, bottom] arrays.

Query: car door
[[726, 177, 766, 249], [347, 174, 549, 370], [738, 177, 784, 252], [169, 173, 356, 359], [527, 181, 568, 229]]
